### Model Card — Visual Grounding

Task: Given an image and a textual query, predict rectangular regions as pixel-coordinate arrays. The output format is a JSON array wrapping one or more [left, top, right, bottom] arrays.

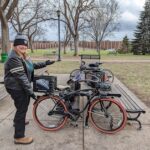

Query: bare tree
[[48, 0, 95, 56], [10, 0, 49, 51], [26, 24, 46, 52], [86, 0, 119, 53], [61, 22, 71, 54], [63, 0, 95, 56], [0, 0, 18, 55]]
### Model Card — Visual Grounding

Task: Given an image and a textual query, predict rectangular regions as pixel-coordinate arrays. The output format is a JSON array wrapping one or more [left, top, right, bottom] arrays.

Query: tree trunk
[[96, 40, 100, 52], [96, 42, 99, 52], [73, 36, 79, 56], [95, 40, 101, 58], [1, 21, 9, 54], [98, 43, 101, 59], [63, 44, 67, 54], [29, 37, 34, 53]]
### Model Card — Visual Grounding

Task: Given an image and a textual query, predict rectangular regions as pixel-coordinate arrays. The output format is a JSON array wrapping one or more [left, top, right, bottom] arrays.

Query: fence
[[0, 40, 122, 50]]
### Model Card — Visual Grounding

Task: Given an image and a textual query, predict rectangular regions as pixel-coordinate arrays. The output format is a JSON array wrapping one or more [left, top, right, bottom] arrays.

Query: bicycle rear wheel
[[33, 95, 68, 131], [89, 98, 127, 134]]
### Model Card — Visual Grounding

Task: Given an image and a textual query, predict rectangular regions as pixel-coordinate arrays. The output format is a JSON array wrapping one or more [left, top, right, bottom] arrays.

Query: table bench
[[112, 84, 146, 129], [80, 54, 100, 61]]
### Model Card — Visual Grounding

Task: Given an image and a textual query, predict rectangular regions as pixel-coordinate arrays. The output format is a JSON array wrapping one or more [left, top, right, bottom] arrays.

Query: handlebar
[[80, 61, 103, 70], [105, 93, 121, 97], [96, 62, 103, 65]]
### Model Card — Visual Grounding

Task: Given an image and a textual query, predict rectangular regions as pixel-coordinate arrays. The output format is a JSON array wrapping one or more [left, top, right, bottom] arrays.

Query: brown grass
[[1, 60, 150, 106], [103, 62, 150, 106]]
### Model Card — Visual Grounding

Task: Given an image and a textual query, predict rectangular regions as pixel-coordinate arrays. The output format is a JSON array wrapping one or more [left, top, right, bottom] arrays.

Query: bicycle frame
[[70, 61, 114, 83], [33, 69, 125, 133]]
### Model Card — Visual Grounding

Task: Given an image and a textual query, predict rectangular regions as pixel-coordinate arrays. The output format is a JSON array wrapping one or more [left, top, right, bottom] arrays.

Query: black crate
[[33, 75, 57, 93]]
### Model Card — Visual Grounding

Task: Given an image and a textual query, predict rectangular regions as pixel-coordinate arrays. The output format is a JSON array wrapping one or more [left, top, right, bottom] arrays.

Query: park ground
[[0, 49, 150, 150], [1, 49, 149, 107], [0, 73, 150, 150]]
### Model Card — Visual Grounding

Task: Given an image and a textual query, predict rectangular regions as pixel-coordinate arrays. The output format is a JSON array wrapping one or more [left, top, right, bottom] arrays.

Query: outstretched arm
[[33, 60, 55, 69]]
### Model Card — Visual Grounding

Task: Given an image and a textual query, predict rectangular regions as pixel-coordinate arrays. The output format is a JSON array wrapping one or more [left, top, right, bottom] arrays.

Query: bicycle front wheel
[[89, 98, 127, 134], [33, 95, 68, 131], [70, 69, 80, 79]]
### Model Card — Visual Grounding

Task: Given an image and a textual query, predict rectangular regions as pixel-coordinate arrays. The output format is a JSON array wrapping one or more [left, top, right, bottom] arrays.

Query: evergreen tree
[[121, 35, 130, 53], [132, 0, 150, 55]]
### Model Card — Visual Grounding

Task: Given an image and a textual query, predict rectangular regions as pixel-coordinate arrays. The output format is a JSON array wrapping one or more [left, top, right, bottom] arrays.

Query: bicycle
[[70, 61, 114, 84], [32, 72, 127, 134]]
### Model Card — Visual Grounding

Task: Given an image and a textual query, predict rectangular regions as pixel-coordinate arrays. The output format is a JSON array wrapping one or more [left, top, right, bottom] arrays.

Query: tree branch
[[6, 0, 18, 20]]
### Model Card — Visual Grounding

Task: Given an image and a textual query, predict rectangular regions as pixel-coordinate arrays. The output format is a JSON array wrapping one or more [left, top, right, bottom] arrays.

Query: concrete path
[[31, 57, 150, 63], [0, 74, 150, 150]]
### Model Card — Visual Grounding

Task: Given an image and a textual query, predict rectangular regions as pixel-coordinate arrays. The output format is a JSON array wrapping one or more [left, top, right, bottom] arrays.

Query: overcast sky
[[8, 0, 145, 41], [105, 0, 145, 40], [45, 0, 146, 41]]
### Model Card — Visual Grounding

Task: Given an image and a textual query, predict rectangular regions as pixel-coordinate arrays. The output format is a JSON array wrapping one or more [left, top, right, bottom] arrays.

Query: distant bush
[[106, 49, 117, 55]]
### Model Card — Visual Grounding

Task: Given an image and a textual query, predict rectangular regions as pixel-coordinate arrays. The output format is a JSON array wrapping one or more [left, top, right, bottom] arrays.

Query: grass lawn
[[103, 62, 150, 106], [28, 49, 150, 60], [40, 61, 150, 106], [46, 61, 79, 74], [47, 61, 150, 106]]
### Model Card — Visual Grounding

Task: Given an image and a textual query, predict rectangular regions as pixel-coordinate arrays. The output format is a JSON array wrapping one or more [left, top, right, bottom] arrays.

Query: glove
[[45, 60, 55, 65], [30, 93, 37, 100]]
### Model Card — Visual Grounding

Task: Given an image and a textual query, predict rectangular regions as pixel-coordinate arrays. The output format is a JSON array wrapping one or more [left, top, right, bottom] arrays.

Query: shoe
[[13, 121, 29, 127], [14, 137, 33, 144]]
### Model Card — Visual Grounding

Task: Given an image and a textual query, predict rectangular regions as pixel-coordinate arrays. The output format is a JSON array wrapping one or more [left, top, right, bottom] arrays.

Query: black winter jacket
[[4, 50, 47, 96]]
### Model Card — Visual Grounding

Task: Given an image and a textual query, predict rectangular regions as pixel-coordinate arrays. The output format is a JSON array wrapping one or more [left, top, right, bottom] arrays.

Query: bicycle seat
[[88, 63, 99, 68], [88, 62, 103, 68]]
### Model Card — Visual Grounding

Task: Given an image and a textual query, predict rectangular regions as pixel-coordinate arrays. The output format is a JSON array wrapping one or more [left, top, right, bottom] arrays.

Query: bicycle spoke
[[89, 98, 127, 133], [33, 96, 68, 131]]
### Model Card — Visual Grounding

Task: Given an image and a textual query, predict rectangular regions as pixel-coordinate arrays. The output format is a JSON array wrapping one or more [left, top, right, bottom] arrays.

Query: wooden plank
[[79, 54, 100, 60], [112, 84, 145, 113]]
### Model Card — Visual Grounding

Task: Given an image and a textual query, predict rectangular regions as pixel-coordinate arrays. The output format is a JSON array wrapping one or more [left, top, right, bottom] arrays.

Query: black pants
[[6, 89, 30, 138]]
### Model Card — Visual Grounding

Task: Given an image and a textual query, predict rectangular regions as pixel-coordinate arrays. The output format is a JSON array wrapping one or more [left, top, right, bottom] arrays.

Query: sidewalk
[[31, 57, 150, 63], [0, 74, 150, 150]]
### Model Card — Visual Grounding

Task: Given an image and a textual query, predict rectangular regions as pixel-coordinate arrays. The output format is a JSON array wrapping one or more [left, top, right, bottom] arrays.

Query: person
[[4, 33, 55, 144]]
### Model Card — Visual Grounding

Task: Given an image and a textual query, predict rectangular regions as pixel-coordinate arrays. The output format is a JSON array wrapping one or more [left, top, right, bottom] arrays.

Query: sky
[[45, 0, 146, 41], [106, 0, 146, 41], [7, 0, 146, 41]]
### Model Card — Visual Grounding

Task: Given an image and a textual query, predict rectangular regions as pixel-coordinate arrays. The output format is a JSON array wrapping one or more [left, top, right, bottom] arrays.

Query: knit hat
[[13, 33, 28, 46]]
